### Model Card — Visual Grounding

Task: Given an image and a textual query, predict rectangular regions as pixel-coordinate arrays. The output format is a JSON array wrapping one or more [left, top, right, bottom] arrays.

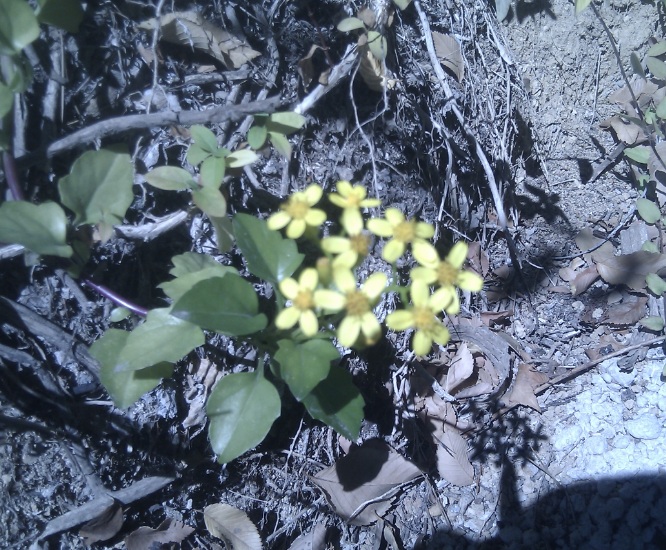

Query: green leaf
[[646, 272, 666, 295], [232, 213, 304, 284], [200, 156, 226, 189], [301, 366, 364, 441], [208, 215, 235, 253], [207, 371, 281, 463], [337, 17, 366, 32], [648, 41, 666, 58], [643, 241, 659, 253], [0, 0, 40, 55], [0, 201, 72, 257], [392, 0, 412, 10], [58, 149, 134, 228], [169, 251, 225, 277], [226, 149, 259, 168], [190, 125, 219, 154], [91, 329, 174, 409], [656, 97, 666, 121], [367, 31, 388, 61], [0, 82, 13, 118], [192, 186, 227, 218], [624, 145, 650, 164], [109, 307, 131, 322], [187, 143, 211, 166], [36, 0, 83, 33], [495, 0, 511, 21], [636, 198, 661, 224], [268, 131, 292, 159], [171, 275, 267, 336], [266, 112, 306, 135], [630, 53, 646, 79], [159, 268, 235, 302], [247, 125, 268, 149], [144, 166, 195, 191], [274, 339, 338, 401], [115, 308, 205, 372], [647, 57, 666, 80], [575, 0, 592, 13], [640, 316, 665, 332]]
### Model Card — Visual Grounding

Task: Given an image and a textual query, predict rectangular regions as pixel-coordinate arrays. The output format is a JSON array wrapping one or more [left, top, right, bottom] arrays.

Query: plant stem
[[81, 279, 148, 316]]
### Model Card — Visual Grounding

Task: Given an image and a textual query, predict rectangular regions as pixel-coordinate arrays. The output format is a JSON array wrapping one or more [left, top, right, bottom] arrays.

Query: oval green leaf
[[247, 125, 268, 150], [266, 112, 306, 135], [0, 201, 72, 257], [36, 0, 83, 33], [624, 145, 650, 164], [647, 57, 666, 80], [187, 143, 211, 166], [159, 268, 234, 302], [0, 82, 13, 118], [637, 198, 661, 224], [226, 149, 259, 168], [268, 131, 292, 159], [646, 272, 666, 295], [209, 215, 235, 253], [575, 0, 592, 13], [640, 316, 665, 332], [192, 186, 227, 218], [190, 125, 219, 153], [232, 213, 304, 284], [301, 365, 364, 441], [169, 251, 226, 277], [648, 41, 666, 58], [115, 308, 205, 372], [274, 339, 338, 401], [0, 0, 40, 55], [171, 274, 267, 336], [207, 371, 281, 463], [58, 149, 134, 227], [144, 165, 195, 191], [200, 156, 226, 189], [337, 17, 365, 32], [367, 31, 388, 61]]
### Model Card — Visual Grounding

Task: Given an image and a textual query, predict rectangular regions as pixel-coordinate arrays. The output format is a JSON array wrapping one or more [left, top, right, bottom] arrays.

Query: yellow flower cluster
[[268, 180, 483, 355]]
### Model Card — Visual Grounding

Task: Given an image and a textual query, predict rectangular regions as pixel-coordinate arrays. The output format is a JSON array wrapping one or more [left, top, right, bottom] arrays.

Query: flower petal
[[333, 268, 357, 293], [363, 272, 387, 300], [321, 236, 351, 254], [412, 330, 432, 356], [431, 324, 450, 346], [286, 219, 307, 239], [299, 309, 319, 336], [332, 250, 358, 269], [410, 280, 430, 307], [430, 286, 454, 311], [385, 208, 404, 226], [300, 268, 319, 290], [267, 211, 291, 230], [314, 289, 345, 311], [279, 277, 299, 299], [341, 209, 363, 234], [304, 184, 323, 204], [415, 222, 435, 239], [328, 194, 346, 208], [382, 239, 405, 263], [457, 270, 484, 292], [305, 208, 327, 227], [446, 241, 468, 269], [338, 315, 361, 347], [360, 312, 381, 344], [360, 198, 381, 208], [386, 310, 414, 331], [275, 307, 300, 330], [337, 180, 353, 196], [444, 291, 460, 315], [410, 266, 438, 284], [413, 241, 439, 267], [366, 218, 393, 237]]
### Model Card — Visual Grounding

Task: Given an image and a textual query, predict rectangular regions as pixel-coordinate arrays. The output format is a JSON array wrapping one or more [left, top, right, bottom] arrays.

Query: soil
[[1, 0, 665, 549]]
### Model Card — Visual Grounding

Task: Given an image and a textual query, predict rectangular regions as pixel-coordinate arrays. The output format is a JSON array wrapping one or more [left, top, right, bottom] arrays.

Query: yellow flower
[[410, 241, 483, 315], [276, 268, 322, 336], [366, 208, 436, 264], [316, 268, 387, 347], [321, 232, 372, 268], [328, 180, 381, 234], [386, 280, 451, 356], [267, 184, 326, 239]]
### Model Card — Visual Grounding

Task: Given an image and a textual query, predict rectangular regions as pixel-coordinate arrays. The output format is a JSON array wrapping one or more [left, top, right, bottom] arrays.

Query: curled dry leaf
[[603, 295, 647, 327], [311, 440, 422, 525], [138, 12, 261, 69], [125, 518, 195, 550], [570, 265, 599, 296], [432, 31, 464, 82], [79, 500, 123, 544], [445, 343, 474, 394], [503, 363, 548, 412], [204, 503, 262, 550], [594, 248, 666, 290], [435, 426, 474, 486], [287, 523, 327, 550]]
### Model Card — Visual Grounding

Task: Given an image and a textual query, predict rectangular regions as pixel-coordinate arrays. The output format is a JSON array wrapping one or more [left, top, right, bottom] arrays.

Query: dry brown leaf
[[604, 295, 647, 327], [599, 115, 644, 145], [575, 227, 608, 263], [467, 241, 490, 277], [479, 310, 513, 326], [287, 523, 327, 550], [453, 358, 499, 399], [435, 426, 474, 486], [79, 500, 123, 545], [593, 248, 666, 290], [139, 12, 261, 69], [432, 31, 464, 82], [504, 363, 548, 412], [125, 518, 195, 550], [204, 503, 262, 550], [648, 141, 666, 185], [311, 440, 422, 525], [445, 343, 474, 394], [358, 47, 388, 91], [570, 265, 600, 295]]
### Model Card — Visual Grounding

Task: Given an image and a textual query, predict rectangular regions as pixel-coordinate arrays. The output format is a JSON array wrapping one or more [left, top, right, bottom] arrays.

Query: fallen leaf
[[358, 47, 387, 92], [570, 265, 599, 295], [503, 363, 548, 412], [204, 503, 262, 550], [467, 241, 490, 277], [139, 12, 261, 69], [432, 31, 464, 82], [479, 309, 513, 326], [435, 426, 474, 486], [593, 248, 666, 290], [445, 343, 474, 394], [125, 518, 195, 550], [79, 500, 123, 544], [311, 440, 422, 525], [287, 523, 327, 550], [603, 295, 647, 327]]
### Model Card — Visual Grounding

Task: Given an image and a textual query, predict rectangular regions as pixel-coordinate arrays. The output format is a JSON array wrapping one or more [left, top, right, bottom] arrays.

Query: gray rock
[[625, 415, 662, 440]]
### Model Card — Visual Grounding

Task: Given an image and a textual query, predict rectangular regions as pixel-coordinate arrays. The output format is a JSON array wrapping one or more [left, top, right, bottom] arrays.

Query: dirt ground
[[0, 0, 664, 548]]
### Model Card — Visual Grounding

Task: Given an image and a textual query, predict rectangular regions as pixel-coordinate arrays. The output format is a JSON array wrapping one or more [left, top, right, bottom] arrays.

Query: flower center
[[294, 289, 314, 310], [437, 262, 457, 286], [350, 233, 371, 255], [284, 197, 309, 220], [412, 306, 437, 331], [345, 290, 370, 316], [393, 220, 416, 243], [345, 190, 364, 208]]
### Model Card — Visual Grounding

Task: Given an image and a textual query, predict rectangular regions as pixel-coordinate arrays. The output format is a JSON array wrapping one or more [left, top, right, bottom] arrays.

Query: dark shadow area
[[511, 181, 571, 226], [499, 0, 557, 24]]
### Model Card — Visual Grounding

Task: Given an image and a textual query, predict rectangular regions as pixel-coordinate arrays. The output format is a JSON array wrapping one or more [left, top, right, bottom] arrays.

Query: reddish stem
[[82, 279, 148, 317]]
